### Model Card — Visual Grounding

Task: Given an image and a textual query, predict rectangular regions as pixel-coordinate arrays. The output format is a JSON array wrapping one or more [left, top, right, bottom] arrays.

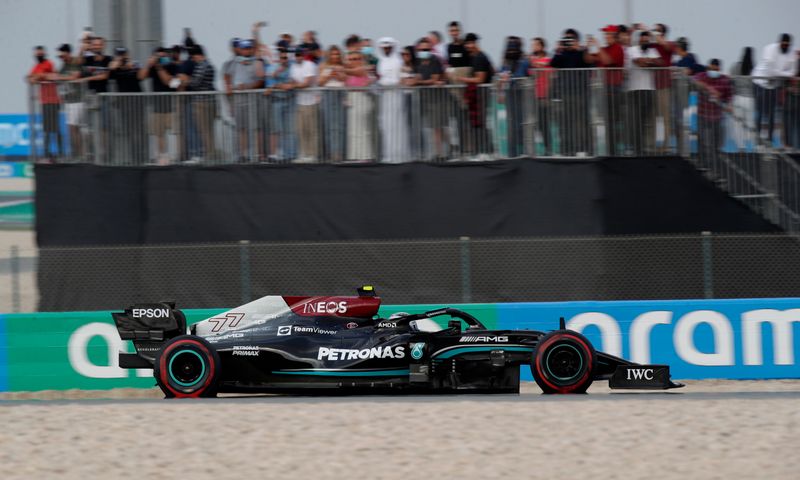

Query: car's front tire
[[154, 335, 220, 398], [532, 330, 595, 394]]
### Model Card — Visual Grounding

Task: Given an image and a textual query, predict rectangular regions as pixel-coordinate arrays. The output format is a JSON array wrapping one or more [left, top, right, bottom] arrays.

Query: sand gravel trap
[[1, 380, 798, 480]]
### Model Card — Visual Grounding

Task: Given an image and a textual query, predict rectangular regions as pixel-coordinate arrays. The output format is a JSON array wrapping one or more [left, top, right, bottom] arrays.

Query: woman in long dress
[[345, 51, 375, 161], [377, 37, 410, 163], [319, 45, 347, 162]]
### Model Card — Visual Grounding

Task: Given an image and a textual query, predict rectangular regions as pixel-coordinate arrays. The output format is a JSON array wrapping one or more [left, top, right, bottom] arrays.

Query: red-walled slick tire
[[154, 335, 220, 398], [532, 330, 596, 394]]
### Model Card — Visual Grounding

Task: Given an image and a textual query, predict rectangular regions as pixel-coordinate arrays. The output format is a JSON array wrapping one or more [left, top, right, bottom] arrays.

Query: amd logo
[[131, 308, 170, 318], [626, 368, 655, 381], [303, 301, 348, 315]]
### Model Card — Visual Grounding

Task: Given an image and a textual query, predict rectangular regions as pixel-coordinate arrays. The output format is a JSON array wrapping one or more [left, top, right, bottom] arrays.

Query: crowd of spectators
[[25, 21, 800, 163]]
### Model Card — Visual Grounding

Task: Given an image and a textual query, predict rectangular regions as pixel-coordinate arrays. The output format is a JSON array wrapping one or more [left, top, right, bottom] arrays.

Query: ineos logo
[[626, 368, 655, 381], [131, 308, 170, 318], [303, 301, 348, 314]]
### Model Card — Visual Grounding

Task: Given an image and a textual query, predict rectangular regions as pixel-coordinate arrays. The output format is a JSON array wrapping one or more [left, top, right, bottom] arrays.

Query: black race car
[[113, 287, 683, 398]]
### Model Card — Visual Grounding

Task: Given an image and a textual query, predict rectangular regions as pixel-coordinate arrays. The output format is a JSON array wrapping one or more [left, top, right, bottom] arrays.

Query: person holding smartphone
[[551, 28, 594, 156], [139, 47, 181, 164]]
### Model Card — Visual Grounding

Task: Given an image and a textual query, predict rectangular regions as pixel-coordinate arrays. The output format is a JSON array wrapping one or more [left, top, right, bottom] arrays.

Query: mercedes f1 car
[[113, 287, 683, 398]]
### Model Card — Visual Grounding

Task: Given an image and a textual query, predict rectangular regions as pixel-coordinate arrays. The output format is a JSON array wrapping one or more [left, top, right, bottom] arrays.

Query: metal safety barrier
[[682, 75, 800, 232], [26, 68, 702, 164], [22, 71, 800, 231], [27, 69, 800, 164]]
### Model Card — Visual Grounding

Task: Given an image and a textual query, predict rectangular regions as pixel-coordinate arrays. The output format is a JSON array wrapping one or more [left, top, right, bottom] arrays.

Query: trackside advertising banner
[[0, 299, 798, 392]]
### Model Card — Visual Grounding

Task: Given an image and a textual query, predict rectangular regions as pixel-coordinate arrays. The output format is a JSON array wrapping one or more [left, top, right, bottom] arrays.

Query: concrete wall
[[2, 0, 799, 114]]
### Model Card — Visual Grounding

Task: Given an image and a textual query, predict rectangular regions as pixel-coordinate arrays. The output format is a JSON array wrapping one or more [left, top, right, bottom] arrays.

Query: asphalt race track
[[1, 381, 798, 479]]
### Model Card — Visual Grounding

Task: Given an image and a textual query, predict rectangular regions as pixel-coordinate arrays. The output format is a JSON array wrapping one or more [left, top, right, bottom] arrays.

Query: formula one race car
[[112, 287, 683, 398]]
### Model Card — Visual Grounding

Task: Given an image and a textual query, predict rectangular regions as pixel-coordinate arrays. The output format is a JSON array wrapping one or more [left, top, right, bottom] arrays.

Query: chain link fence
[[2, 233, 800, 313]]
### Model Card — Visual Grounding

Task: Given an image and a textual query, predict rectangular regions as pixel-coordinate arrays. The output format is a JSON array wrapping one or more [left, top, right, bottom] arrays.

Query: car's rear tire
[[532, 330, 595, 394], [154, 335, 220, 398]]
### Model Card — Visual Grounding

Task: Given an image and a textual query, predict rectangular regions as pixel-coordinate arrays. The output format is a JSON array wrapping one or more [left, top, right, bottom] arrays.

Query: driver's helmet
[[388, 312, 410, 320]]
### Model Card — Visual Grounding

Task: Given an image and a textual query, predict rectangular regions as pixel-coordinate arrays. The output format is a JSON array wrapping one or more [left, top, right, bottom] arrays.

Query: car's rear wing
[[112, 302, 187, 368]]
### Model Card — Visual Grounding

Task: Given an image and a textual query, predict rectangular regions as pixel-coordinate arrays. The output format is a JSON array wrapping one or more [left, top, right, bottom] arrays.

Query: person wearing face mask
[[693, 59, 733, 166], [414, 38, 446, 161], [499, 36, 529, 157], [27, 45, 63, 160], [626, 30, 664, 155], [361, 38, 379, 68], [752, 34, 796, 144]]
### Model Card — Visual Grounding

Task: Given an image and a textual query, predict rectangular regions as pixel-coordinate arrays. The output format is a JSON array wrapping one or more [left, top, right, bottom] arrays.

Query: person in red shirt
[[589, 25, 626, 155], [693, 59, 733, 166], [653, 23, 675, 152], [529, 37, 553, 155], [27, 46, 63, 159]]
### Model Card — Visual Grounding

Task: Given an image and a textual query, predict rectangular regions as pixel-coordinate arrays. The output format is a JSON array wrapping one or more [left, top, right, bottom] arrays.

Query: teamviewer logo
[[277, 325, 292, 336]]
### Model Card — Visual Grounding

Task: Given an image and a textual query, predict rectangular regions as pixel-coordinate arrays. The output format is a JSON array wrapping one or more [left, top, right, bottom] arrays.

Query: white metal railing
[[25, 69, 800, 230]]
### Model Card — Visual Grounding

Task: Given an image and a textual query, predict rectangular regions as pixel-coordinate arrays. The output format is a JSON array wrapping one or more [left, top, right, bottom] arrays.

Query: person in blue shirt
[[674, 37, 705, 76], [263, 48, 297, 161]]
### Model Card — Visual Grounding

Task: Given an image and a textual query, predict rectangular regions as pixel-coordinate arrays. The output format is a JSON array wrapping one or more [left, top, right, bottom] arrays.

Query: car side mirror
[[448, 320, 461, 333]]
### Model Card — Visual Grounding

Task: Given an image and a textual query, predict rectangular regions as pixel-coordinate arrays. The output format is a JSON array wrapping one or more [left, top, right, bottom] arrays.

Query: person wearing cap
[[27, 45, 63, 160], [551, 28, 594, 156], [376, 37, 410, 163], [693, 59, 733, 165], [230, 39, 266, 162], [588, 25, 626, 155], [753, 34, 796, 143], [454, 32, 494, 159], [54, 43, 87, 159], [108, 46, 147, 165], [223, 37, 242, 97]]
